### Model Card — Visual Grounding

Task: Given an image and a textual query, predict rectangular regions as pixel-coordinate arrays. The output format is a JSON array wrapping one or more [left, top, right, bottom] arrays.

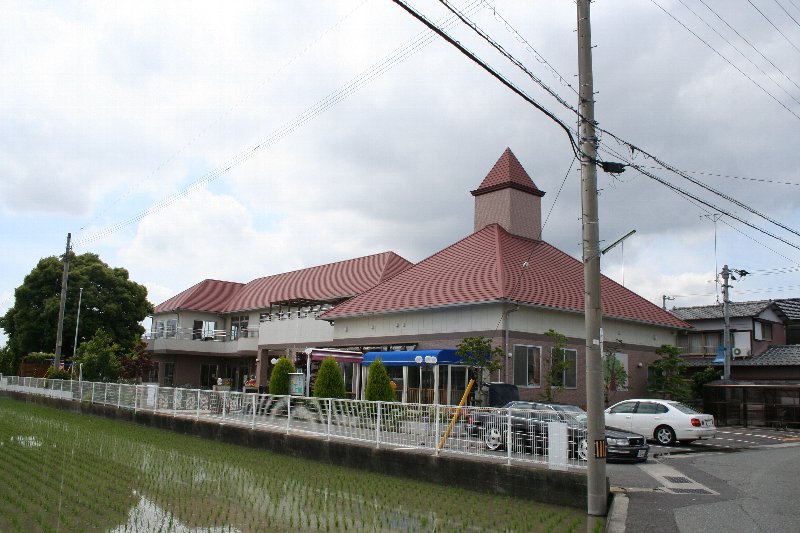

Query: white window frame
[[512, 345, 542, 387]]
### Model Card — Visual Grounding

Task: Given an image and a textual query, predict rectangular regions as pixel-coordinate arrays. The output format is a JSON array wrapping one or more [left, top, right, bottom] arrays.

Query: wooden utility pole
[[721, 265, 731, 380], [54, 233, 71, 368], [577, 0, 607, 516]]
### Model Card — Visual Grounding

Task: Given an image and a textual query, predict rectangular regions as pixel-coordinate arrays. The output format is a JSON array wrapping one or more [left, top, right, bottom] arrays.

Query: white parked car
[[604, 399, 716, 445]]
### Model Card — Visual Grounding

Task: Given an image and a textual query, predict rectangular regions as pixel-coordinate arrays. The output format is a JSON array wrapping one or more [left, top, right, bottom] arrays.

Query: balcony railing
[[144, 327, 259, 342]]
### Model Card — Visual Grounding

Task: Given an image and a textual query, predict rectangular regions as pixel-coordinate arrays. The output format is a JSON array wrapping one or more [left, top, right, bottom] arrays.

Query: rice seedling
[[0, 397, 595, 532]]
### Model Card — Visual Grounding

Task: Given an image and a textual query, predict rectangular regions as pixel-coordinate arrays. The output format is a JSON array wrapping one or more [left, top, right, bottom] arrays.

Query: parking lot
[[645, 426, 800, 458]]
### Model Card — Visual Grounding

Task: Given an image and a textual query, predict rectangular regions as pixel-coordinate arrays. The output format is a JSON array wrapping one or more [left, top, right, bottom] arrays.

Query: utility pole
[[577, 0, 607, 516], [662, 295, 675, 310], [54, 233, 72, 368], [73, 287, 84, 357], [721, 265, 731, 380]]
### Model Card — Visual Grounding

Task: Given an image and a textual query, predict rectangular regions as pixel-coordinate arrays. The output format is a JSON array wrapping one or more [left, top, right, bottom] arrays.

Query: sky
[[2, 0, 800, 345]]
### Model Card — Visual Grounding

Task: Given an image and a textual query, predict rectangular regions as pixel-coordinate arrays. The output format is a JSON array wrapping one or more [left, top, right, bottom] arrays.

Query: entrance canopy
[[304, 348, 363, 364], [362, 349, 461, 366]]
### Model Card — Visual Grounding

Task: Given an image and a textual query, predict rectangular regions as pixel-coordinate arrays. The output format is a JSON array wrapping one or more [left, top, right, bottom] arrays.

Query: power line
[[676, 0, 800, 107], [747, 0, 800, 55], [435, 0, 800, 244], [635, 166, 800, 187], [75, 0, 486, 248], [651, 0, 800, 121], [774, 0, 800, 30], [698, 0, 800, 93]]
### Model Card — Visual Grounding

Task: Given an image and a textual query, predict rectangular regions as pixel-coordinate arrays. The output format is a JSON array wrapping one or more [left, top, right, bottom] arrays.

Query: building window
[[193, 320, 217, 340], [513, 345, 541, 387], [154, 321, 165, 339], [552, 347, 578, 389], [165, 319, 177, 338], [231, 315, 249, 340], [755, 321, 773, 341], [163, 363, 175, 387]]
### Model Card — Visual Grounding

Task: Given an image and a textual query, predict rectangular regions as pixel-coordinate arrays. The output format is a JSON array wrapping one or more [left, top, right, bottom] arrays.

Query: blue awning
[[362, 349, 464, 366]]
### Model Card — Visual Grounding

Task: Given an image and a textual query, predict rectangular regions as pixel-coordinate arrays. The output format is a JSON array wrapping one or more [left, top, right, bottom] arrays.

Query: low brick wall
[[1, 391, 595, 509]]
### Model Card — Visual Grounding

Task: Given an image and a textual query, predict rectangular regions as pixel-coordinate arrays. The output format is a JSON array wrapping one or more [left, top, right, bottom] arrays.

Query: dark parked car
[[467, 401, 649, 462]]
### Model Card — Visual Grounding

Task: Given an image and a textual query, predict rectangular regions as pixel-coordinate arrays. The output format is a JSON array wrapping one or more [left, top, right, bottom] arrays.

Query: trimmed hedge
[[365, 359, 396, 402], [313, 357, 346, 399], [269, 357, 294, 395]]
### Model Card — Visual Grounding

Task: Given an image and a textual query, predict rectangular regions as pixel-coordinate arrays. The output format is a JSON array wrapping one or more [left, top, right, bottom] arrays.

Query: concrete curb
[[605, 487, 628, 533]]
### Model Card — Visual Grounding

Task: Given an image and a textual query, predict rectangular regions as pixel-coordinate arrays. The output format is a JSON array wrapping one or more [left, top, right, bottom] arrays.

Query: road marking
[[638, 462, 718, 495]]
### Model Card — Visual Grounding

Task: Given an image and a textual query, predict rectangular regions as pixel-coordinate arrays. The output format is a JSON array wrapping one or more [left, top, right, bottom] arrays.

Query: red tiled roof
[[471, 147, 545, 197], [154, 279, 244, 314], [323, 224, 690, 329], [221, 252, 413, 312]]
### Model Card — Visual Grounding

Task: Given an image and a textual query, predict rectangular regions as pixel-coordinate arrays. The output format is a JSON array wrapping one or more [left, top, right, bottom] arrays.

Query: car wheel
[[655, 425, 676, 445], [576, 438, 589, 461], [484, 425, 504, 451]]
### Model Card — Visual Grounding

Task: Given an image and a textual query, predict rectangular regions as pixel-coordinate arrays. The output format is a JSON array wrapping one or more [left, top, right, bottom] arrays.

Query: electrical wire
[[74, 0, 486, 248], [747, 0, 800, 55], [651, 0, 800, 121], [698, 0, 800, 93]]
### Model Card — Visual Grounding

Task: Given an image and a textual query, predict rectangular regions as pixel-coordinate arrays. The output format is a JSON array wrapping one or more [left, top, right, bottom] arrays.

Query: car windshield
[[669, 402, 701, 415], [551, 404, 589, 425]]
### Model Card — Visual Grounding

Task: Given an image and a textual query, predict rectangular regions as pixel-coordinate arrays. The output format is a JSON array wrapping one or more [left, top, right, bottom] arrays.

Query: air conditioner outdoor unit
[[732, 347, 744, 358]]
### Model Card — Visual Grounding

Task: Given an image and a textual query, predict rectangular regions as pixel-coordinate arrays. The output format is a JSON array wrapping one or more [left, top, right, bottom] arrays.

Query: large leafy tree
[[0, 252, 152, 367]]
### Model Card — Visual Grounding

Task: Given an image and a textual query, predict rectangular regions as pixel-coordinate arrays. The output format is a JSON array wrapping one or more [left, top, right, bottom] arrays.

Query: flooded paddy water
[[0, 398, 597, 532]]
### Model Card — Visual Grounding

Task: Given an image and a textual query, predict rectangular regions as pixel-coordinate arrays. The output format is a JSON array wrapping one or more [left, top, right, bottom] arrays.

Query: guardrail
[[0, 374, 587, 470]]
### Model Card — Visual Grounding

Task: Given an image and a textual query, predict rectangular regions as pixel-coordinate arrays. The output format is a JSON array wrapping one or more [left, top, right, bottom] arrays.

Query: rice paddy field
[[0, 398, 600, 532]]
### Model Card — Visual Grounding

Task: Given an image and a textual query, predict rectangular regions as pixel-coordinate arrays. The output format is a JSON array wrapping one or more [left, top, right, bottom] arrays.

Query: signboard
[[289, 373, 305, 396]]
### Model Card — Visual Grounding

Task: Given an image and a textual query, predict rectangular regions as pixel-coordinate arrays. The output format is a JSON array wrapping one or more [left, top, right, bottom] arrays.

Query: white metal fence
[[0, 375, 587, 470]]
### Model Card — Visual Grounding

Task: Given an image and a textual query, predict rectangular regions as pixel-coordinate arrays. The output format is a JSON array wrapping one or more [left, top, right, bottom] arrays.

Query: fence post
[[134, 384, 138, 413], [196, 390, 201, 421], [222, 391, 227, 422], [91, 382, 95, 404], [173, 387, 178, 417], [118, 383, 122, 409], [327, 398, 332, 441], [104, 382, 108, 405], [434, 404, 440, 456], [251, 394, 256, 429], [376, 402, 382, 449], [286, 396, 292, 435], [506, 408, 512, 465]]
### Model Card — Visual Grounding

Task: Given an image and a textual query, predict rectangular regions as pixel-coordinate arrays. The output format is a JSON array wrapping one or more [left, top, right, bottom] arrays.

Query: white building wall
[[259, 316, 335, 346], [332, 303, 675, 347]]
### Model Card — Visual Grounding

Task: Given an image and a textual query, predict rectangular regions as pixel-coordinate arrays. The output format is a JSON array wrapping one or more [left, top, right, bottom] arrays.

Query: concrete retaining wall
[[1, 391, 594, 509]]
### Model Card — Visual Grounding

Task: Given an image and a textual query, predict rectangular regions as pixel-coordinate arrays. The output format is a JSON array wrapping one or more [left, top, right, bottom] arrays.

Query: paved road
[[608, 427, 800, 532]]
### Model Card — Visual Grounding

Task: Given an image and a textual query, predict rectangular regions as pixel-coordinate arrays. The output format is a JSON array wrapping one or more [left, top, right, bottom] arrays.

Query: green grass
[[0, 398, 599, 532]]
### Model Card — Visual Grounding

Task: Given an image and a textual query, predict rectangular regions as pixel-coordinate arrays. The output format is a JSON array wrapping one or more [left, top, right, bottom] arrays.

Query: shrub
[[45, 366, 72, 380], [23, 352, 54, 363], [313, 357, 346, 398], [365, 359, 396, 402], [269, 357, 294, 395]]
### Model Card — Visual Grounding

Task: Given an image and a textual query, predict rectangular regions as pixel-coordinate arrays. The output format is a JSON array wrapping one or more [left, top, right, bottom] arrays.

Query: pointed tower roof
[[471, 147, 545, 198]]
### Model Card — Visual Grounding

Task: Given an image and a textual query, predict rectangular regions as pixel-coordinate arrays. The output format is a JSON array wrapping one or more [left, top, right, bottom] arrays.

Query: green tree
[[0, 344, 18, 375], [313, 357, 346, 398], [691, 366, 722, 401], [365, 359, 396, 402], [73, 329, 123, 382], [455, 336, 503, 406], [543, 329, 571, 402], [648, 344, 689, 400], [269, 357, 294, 395], [0, 253, 152, 363], [603, 340, 629, 406]]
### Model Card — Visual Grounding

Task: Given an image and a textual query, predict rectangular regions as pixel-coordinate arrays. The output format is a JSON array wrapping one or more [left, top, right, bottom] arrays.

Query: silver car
[[604, 399, 716, 445]]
